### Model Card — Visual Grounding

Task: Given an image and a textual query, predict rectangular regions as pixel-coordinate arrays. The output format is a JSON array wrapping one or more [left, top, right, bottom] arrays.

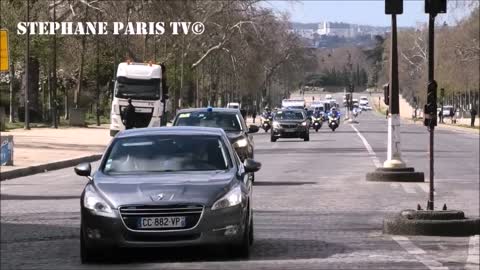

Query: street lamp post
[[384, 1, 405, 168], [366, 0, 424, 183]]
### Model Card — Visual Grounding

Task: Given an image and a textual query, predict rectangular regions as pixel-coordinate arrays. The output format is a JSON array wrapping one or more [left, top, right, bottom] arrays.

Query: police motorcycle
[[328, 108, 340, 132], [311, 111, 323, 132], [261, 108, 273, 132]]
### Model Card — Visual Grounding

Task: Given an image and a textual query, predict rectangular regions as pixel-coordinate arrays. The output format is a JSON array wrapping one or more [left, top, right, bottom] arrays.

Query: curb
[[383, 210, 480, 236], [0, 154, 103, 181], [366, 168, 425, 182]]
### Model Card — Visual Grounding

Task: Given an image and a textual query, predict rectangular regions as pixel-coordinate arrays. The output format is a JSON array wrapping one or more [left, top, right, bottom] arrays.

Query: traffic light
[[425, 0, 447, 14], [385, 0, 403, 15], [424, 80, 438, 127], [383, 83, 390, 105], [160, 63, 168, 104]]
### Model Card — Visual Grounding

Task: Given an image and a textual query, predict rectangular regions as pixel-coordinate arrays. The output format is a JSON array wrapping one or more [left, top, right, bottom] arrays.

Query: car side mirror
[[248, 125, 259, 133], [75, 163, 92, 181], [244, 159, 261, 173]]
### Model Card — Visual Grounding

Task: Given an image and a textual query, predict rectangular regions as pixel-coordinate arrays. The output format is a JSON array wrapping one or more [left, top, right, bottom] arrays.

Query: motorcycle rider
[[328, 107, 340, 118], [263, 106, 273, 118]]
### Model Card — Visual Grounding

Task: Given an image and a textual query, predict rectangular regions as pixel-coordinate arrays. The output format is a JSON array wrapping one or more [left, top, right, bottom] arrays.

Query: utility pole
[[24, 0, 30, 130], [424, 0, 446, 210], [52, 0, 58, 128], [9, 62, 15, 123], [95, 10, 100, 126]]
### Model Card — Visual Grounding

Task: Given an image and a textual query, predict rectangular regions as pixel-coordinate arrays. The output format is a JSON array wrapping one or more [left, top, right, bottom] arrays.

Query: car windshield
[[275, 111, 304, 120], [115, 77, 160, 100], [174, 112, 243, 132], [103, 135, 232, 174]]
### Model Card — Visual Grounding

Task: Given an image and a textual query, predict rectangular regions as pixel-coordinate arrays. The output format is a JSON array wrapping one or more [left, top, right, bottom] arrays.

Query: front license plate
[[139, 216, 186, 229], [284, 128, 296, 132]]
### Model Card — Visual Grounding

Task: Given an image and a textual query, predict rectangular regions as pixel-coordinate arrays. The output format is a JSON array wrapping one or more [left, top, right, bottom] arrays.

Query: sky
[[265, 1, 469, 27]]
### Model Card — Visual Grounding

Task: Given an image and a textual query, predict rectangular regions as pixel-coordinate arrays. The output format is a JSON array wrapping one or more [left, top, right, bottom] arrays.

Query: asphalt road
[[1, 99, 479, 270]]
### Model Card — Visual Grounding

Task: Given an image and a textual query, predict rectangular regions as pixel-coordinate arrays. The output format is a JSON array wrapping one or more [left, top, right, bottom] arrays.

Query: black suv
[[271, 109, 309, 142], [173, 108, 259, 161]]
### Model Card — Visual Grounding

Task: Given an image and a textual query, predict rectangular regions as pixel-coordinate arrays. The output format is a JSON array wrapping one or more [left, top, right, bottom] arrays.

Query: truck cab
[[110, 62, 165, 136]]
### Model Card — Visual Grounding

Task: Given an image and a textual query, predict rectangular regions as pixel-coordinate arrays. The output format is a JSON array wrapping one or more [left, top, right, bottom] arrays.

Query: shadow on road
[[253, 181, 316, 186], [0, 194, 79, 200]]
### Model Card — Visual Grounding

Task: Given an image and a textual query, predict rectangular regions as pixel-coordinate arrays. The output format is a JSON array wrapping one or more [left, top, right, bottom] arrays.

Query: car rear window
[[174, 111, 242, 132], [103, 135, 232, 174]]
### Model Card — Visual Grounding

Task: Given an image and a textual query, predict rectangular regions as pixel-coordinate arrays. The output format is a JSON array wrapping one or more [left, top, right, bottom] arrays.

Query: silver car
[[75, 127, 261, 263]]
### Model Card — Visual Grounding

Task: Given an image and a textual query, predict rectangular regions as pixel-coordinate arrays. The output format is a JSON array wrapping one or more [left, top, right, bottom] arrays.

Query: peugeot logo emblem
[[153, 193, 164, 201]]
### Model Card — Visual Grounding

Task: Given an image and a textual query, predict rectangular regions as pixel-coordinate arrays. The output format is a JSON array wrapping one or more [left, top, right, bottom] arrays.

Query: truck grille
[[119, 204, 204, 231]]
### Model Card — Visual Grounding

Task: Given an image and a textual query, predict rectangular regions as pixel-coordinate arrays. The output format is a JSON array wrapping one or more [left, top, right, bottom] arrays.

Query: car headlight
[[83, 188, 115, 217], [234, 138, 248, 148], [211, 186, 242, 210], [301, 121, 307, 126], [272, 121, 281, 128]]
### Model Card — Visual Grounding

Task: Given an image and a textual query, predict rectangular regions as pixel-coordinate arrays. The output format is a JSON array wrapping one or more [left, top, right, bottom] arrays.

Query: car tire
[[231, 217, 251, 259], [304, 133, 310, 141], [80, 228, 99, 264], [270, 135, 277, 142]]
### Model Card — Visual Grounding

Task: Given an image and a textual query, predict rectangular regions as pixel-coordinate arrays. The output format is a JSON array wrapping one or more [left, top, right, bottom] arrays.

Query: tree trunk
[[20, 57, 40, 122], [74, 5, 89, 108]]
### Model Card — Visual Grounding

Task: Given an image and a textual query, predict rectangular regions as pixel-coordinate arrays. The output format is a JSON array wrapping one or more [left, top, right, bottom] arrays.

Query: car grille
[[119, 204, 204, 231], [281, 124, 298, 129]]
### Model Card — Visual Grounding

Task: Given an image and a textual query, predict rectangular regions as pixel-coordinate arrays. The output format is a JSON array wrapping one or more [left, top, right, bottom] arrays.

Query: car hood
[[92, 171, 235, 207], [224, 131, 245, 143]]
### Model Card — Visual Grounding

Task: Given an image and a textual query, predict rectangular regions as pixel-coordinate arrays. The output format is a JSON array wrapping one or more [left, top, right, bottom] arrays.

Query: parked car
[[77, 127, 261, 263]]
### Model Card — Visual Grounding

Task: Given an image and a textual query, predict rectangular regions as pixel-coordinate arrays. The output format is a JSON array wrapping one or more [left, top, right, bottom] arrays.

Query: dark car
[[172, 108, 259, 162], [76, 127, 261, 263], [271, 109, 309, 142]]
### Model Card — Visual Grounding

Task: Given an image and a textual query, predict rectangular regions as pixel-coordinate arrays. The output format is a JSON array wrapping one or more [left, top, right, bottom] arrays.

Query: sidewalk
[[1, 125, 111, 180]]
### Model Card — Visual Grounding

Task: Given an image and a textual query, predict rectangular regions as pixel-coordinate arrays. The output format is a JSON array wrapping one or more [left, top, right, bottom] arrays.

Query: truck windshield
[[115, 77, 160, 100]]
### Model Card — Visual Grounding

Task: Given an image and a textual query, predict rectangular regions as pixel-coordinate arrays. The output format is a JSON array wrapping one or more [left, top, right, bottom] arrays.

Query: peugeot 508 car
[[172, 107, 259, 162], [271, 109, 310, 142], [75, 127, 261, 263]]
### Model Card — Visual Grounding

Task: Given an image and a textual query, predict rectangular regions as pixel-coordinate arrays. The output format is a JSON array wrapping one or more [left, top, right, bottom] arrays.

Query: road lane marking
[[392, 236, 449, 270], [401, 183, 418, 194], [391, 183, 400, 189], [417, 183, 437, 195], [350, 124, 381, 168], [466, 235, 480, 270]]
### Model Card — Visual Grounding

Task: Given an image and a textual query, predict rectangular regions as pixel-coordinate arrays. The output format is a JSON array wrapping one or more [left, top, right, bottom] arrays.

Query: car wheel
[[270, 135, 277, 142], [250, 173, 255, 182], [249, 218, 254, 244], [304, 133, 310, 141], [230, 217, 251, 259], [80, 228, 99, 264]]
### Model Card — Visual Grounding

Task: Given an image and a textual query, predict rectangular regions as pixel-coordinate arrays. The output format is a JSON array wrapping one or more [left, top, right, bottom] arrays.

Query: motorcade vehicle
[[271, 109, 309, 142], [172, 108, 258, 162], [260, 114, 273, 132], [281, 99, 306, 110], [76, 127, 262, 263], [311, 114, 323, 132], [328, 114, 340, 131], [110, 62, 166, 137]]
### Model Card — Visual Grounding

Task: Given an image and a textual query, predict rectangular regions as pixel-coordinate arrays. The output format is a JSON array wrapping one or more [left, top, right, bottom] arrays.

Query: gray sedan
[[75, 127, 261, 263]]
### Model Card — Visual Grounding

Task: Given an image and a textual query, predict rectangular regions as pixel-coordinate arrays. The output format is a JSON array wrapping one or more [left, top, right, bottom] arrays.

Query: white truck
[[110, 62, 166, 136], [282, 99, 306, 110]]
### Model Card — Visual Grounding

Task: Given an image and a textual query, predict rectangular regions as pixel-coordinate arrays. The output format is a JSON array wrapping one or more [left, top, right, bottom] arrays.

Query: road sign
[[0, 29, 9, 72]]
